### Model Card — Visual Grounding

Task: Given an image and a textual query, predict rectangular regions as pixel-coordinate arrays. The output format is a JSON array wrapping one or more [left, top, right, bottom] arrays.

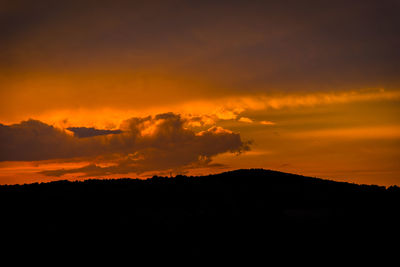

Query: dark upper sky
[[2, 0, 399, 91]]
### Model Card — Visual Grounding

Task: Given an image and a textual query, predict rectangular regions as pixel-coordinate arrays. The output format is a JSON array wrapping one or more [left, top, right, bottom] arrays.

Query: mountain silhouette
[[1, 168, 399, 260]]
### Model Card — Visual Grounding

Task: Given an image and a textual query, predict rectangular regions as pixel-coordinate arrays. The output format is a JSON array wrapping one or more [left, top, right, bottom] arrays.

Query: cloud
[[260, 89, 400, 110], [260, 121, 276, 126], [185, 115, 216, 127], [67, 127, 122, 138], [0, 119, 96, 161], [238, 117, 253, 123], [1, 0, 399, 126], [291, 126, 400, 139], [0, 113, 251, 176]]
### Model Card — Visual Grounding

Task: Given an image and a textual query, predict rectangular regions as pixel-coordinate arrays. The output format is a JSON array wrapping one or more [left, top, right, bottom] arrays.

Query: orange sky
[[1, 0, 399, 186]]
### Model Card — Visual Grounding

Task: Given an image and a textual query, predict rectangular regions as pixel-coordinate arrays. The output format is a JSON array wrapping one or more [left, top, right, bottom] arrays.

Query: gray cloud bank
[[0, 113, 250, 176]]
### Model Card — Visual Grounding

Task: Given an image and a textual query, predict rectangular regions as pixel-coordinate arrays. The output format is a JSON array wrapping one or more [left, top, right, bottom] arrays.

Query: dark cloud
[[67, 127, 122, 138], [0, 113, 250, 176], [0, 119, 99, 161], [40, 163, 113, 177]]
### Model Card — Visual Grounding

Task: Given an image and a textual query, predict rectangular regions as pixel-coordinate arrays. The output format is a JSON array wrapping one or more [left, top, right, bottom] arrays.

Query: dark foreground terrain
[[1, 169, 399, 260]]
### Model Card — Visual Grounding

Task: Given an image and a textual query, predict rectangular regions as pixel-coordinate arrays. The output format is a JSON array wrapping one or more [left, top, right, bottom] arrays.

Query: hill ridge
[[0, 168, 395, 189], [1, 168, 399, 257]]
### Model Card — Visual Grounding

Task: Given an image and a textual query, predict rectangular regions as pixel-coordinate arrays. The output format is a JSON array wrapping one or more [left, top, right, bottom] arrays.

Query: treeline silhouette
[[1, 169, 399, 259]]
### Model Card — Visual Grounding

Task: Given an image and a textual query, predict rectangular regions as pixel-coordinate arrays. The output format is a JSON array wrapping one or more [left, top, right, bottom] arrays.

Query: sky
[[1, 0, 399, 185]]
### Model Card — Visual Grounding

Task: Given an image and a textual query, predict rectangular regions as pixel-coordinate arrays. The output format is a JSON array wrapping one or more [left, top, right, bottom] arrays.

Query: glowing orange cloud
[[0, 113, 250, 179]]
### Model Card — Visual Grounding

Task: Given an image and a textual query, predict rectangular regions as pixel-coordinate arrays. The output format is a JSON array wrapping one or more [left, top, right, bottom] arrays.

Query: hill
[[1, 169, 399, 259]]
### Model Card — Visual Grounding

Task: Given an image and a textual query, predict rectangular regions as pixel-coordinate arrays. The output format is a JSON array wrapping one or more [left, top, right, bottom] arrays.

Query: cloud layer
[[1, 0, 399, 123], [0, 113, 250, 176]]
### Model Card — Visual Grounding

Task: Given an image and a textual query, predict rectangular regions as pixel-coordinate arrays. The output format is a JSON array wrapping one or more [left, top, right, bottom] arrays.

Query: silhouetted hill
[[1, 169, 399, 260]]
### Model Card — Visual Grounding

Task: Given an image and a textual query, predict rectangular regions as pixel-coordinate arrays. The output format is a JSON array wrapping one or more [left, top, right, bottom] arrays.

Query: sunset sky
[[1, 0, 399, 185]]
